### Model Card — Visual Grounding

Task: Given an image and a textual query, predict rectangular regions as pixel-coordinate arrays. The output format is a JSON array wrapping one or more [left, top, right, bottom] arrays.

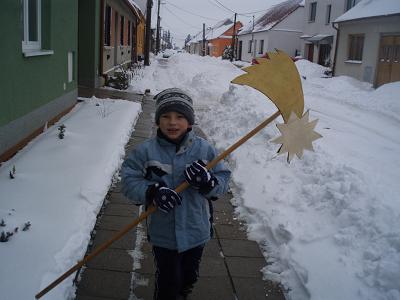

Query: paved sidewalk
[[75, 92, 285, 300]]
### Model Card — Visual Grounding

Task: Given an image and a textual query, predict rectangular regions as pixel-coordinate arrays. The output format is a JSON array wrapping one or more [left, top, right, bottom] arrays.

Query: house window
[[68, 51, 74, 83], [128, 20, 131, 46], [346, 0, 357, 11], [120, 15, 125, 45], [22, 0, 41, 52], [104, 5, 111, 46], [248, 40, 252, 53], [258, 40, 264, 54], [309, 2, 317, 22], [326, 5, 332, 24], [348, 34, 364, 61]]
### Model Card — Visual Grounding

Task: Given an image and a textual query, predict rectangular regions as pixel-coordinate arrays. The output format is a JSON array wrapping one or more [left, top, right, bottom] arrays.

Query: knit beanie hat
[[154, 88, 195, 125]]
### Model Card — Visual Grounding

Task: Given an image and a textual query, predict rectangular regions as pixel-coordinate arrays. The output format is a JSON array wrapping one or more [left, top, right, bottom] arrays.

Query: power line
[[206, 0, 232, 14], [207, 0, 271, 18], [162, 20, 191, 37], [166, 2, 220, 21], [213, 0, 236, 13], [164, 6, 202, 30], [238, 7, 271, 16]]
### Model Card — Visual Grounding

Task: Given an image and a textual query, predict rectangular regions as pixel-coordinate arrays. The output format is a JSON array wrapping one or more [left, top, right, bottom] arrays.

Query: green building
[[0, 0, 146, 162], [0, 0, 78, 162]]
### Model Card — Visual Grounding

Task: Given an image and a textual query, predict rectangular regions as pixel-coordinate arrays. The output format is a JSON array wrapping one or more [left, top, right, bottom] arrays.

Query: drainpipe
[[332, 21, 340, 76]]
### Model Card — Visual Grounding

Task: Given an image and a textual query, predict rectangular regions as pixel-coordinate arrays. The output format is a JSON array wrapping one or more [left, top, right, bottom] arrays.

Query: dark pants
[[152, 244, 205, 300]]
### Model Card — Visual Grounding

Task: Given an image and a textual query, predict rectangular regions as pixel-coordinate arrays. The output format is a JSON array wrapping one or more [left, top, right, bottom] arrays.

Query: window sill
[[23, 49, 54, 57], [345, 60, 362, 64]]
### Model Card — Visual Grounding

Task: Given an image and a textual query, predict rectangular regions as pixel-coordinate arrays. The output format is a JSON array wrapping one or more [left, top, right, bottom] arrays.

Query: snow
[[239, 0, 302, 35], [129, 53, 400, 300], [1, 52, 400, 300], [188, 18, 234, 44], [334, 0, 400, 23], [0, 98, 141, 299], [127, 0, 146, 16]]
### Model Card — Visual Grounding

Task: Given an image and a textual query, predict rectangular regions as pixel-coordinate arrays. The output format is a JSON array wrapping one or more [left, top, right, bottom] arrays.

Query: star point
[[272, 111, 322, 162]]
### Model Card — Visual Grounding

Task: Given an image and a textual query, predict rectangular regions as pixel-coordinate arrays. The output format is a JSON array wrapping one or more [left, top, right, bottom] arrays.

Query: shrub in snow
[[22, 222, 31, 231], [9, 165, 16, 179], [0, 231, 13, 242], [58, 124, 66, 139], [95, 99, 113, 118], [106, 66, 130, 90], [0, 219, 5, 227], [222, 46, 233, 60]]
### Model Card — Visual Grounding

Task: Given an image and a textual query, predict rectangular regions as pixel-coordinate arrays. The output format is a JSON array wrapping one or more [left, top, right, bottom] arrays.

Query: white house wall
[[335, 15, 400, 85], [270, 6, 304, 56], [302, 0, 358, 65], [237, 6, 304, 62]]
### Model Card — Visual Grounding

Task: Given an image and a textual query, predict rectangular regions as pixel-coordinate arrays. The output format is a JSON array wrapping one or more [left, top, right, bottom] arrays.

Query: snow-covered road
[[131, 53, 400, 300]]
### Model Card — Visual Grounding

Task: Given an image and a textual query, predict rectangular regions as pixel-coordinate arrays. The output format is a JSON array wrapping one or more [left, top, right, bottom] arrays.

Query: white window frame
[[258, 40, 264, 54], [326, 4, 332, 24], [22, 0, 42, 52], [68, 52, 74, 83]]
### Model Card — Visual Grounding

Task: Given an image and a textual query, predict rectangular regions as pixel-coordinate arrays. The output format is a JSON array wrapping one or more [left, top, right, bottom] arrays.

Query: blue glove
[[185, 160, 218, 193], [153, 185, 182, 213]]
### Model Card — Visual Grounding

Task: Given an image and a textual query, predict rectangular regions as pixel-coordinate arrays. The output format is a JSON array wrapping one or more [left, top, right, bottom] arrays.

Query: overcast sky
[[149, 0, 284, 47]]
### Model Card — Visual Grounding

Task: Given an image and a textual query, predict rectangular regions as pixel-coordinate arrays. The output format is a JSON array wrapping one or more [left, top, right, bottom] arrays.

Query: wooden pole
[[144, 0, 152, 66], [155, 0, 161, 54], [230, 13, 237, 62], [35, 110, 281, 299]]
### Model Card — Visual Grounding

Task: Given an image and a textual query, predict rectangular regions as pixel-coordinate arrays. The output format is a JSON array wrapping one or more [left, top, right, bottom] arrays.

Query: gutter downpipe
[[332, 21, 340, 76]]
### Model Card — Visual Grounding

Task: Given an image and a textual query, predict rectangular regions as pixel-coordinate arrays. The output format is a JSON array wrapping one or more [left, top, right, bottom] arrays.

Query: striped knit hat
[[154, 88, 195, 125]]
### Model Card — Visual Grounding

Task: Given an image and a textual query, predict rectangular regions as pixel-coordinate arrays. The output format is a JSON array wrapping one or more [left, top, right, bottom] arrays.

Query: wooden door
[[391, 36, 400, 82], [307, 44, 314, 62], [376, 35, 400, 87], [318, 44, 331, 67], [238, 40, 242, 61]]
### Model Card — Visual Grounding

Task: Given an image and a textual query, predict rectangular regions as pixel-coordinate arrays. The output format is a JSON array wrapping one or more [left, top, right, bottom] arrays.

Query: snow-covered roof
[[335, 0, 400, 23], [126, 0, 146, 17], [238, 0, 303, 35], [188, 18, 240, 43]]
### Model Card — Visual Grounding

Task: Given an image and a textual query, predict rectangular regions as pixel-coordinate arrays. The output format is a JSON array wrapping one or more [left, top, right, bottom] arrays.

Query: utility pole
[[202, 23, 206, 56], [144, 0, 153, 66], [251, 15, 255, 60], [230, 13, 237, 62], [156, 0, 161, 54]]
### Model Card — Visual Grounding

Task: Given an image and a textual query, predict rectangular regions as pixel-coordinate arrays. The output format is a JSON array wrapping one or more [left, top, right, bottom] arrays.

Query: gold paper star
[[272, 111, 322, 162]]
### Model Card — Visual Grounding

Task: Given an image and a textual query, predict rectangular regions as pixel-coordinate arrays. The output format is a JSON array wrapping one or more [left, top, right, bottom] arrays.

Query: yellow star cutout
[[272, 111, 322, 162]]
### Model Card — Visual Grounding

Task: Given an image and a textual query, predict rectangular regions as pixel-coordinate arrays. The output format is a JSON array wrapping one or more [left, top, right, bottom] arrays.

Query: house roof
[[334, 0, 400, 23], [126, 0, 146, 18], [238, 0, 303, 35], [188, 18, 240, 44]]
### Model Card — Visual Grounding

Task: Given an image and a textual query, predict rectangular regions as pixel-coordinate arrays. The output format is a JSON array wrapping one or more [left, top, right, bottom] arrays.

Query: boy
[[121, 88, 231, 300]]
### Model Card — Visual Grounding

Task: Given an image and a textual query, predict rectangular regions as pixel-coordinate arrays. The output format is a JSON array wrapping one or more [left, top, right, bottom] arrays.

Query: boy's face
[[159, 111, 191, 142]]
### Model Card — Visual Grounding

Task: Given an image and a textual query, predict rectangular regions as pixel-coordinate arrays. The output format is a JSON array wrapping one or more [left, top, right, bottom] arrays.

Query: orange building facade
[[208, 21, 242, 57]]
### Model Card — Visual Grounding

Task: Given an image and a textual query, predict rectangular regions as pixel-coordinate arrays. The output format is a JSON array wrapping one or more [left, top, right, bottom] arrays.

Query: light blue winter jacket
[[121, 130, 231, 252]]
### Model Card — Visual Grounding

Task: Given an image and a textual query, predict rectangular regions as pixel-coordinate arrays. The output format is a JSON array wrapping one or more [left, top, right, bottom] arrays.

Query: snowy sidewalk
[[75, 94, 284, 300]]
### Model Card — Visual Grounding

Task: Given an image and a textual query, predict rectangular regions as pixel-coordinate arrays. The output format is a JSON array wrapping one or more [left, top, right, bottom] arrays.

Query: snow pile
[[295, 59, 329, 79], [129, 53, 244, 108], [132, 53, 400, 300], [0, 98, 141, 299], [3, 52, 399, 300]]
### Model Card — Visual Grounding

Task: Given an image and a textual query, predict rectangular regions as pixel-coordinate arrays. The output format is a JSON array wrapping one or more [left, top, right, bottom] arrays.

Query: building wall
[[78, 0, 101, 88], [102, 0, 138, 74], [136, 18, 145, 58], [335, 15, 400, 85], [0, 0, 78, 158], [302, 0, 361, 66], [238, 7, 304, 62], [209, 21, 242, 57], [270, 6, 304, 56]]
